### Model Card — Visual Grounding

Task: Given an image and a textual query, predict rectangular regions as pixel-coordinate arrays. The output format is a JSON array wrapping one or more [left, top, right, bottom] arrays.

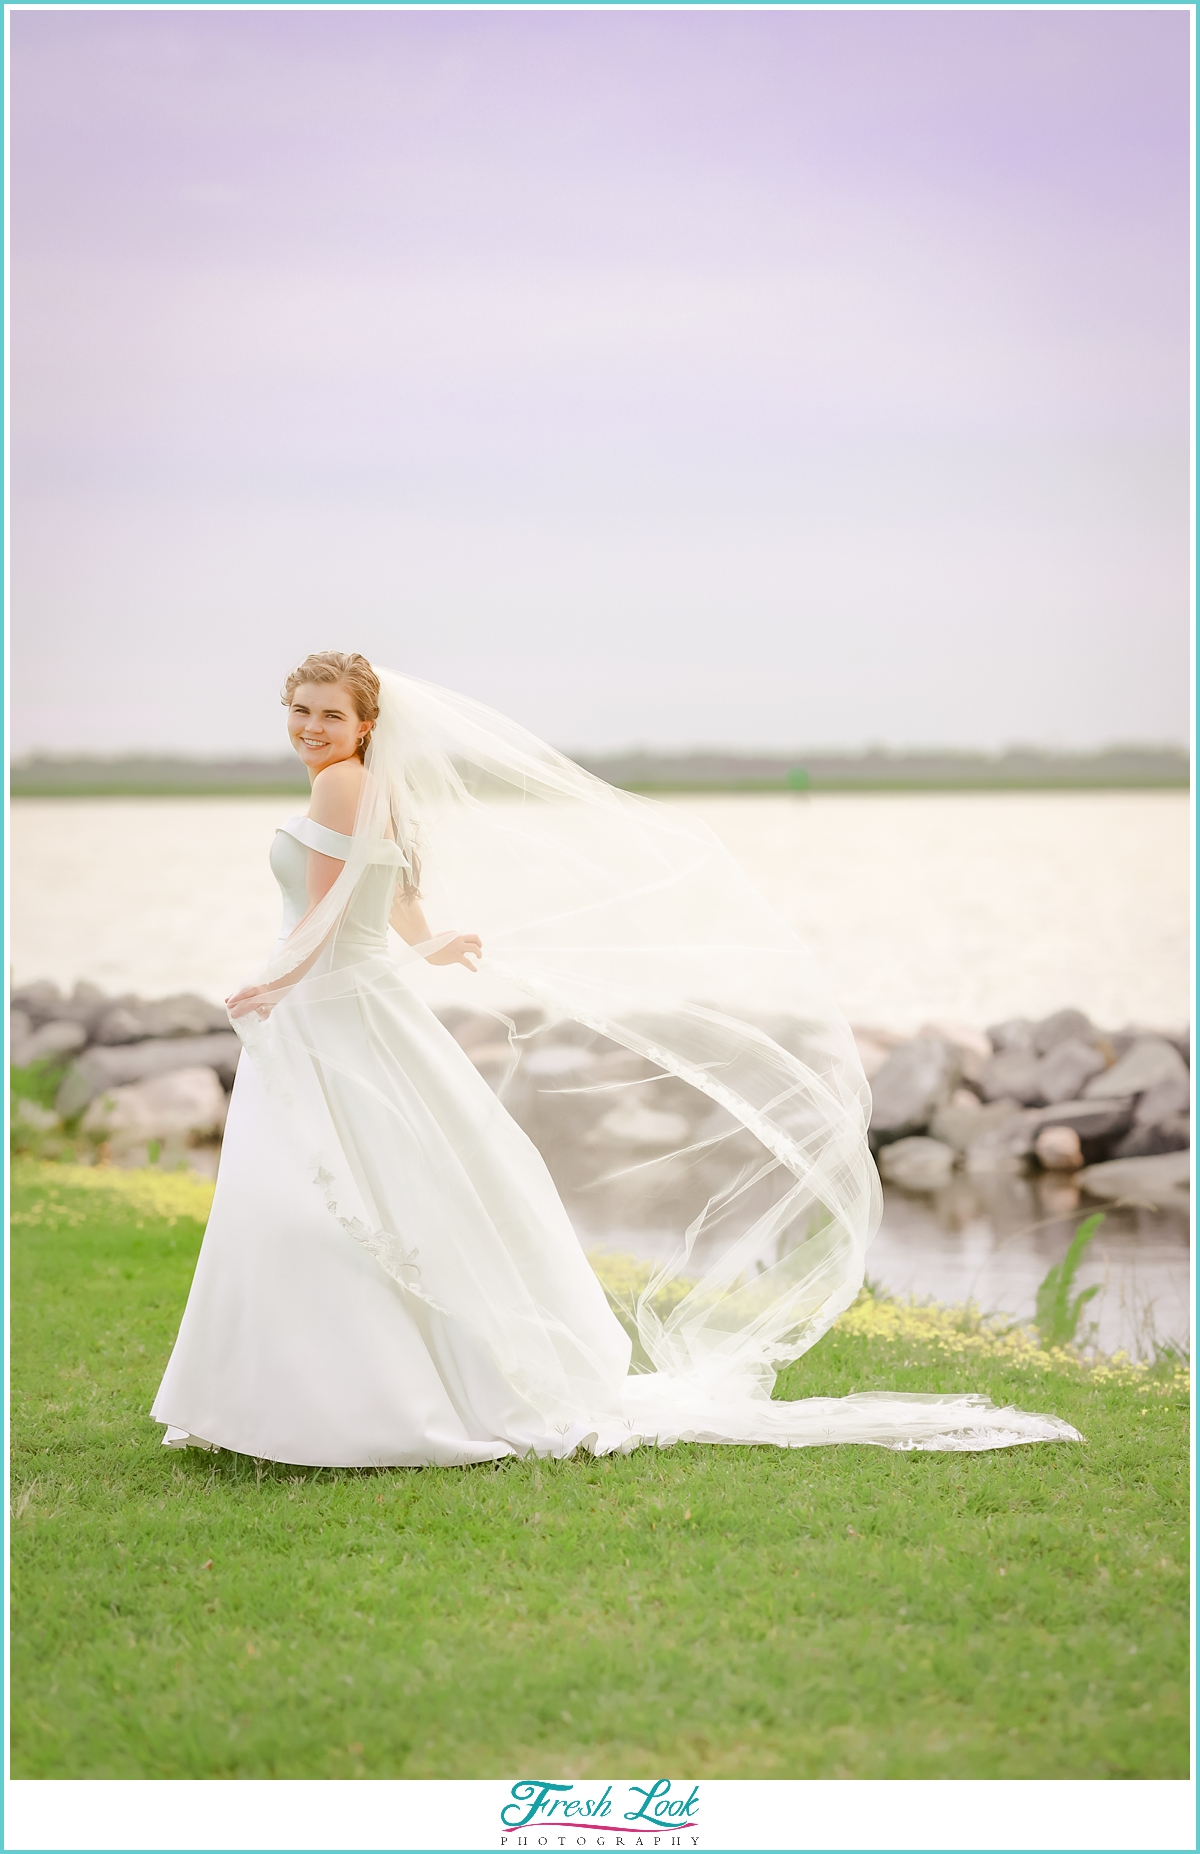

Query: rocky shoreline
[[862, 1009, 1190, 1212], [10, 980, 1191, 1215]]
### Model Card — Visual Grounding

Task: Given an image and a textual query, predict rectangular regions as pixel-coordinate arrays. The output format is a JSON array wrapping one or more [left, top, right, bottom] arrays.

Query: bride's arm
[[389, 892, 482, 971], [229, 764, 360, 1017]]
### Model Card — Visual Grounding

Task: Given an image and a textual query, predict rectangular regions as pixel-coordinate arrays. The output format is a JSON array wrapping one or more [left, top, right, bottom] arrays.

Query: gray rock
[[1031, 1037, 1107, 1105], [976, 1049, 1043, 1105], [89, 1005, 144, 1045], [1025, 1097, 1136, 1143], [868, 1036, 961, 1145], [81, 1066, 228, 1146], [11, 979, 64, 1022], [916, 1023, 991, 1083], [1077, 1150, 1190, 1211], [12, 1019, 88, 1067], [929, 1096, 1024, 1154], [92, 993, 228, 1044], [1113, 1114, 1190, 1160], [1035, 1125, 1084, 1171], [851, 1031, 895, 1083], [15, 979, 109, 1033], [1132, 1075, 1191, 1127], [966, 1097, 1135, 1171], [1032, 1008, 1098, 1055], [15, 1097, 60, 1132], [522, 1044, 595, 1078], [56, 1033, 241, 1116], [1111, 1025, 1189, 1063], [878, 1136, 956, 1191], [1084, 1036, 1189, 1101], [589, 1105, 692, 1149], [985, 1017, 1036, 1054], [450, 1012, 514, 1053]]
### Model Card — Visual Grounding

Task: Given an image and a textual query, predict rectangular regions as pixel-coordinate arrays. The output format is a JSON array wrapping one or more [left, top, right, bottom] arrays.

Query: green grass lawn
[[10, 1159, 1189, 1780]]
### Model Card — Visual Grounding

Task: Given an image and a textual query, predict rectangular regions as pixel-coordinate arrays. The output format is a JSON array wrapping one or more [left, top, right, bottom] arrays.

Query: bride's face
[[287, 681, 367, 774]]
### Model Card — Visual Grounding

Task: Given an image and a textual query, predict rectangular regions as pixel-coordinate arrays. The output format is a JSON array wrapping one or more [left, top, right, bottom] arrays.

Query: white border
[[1, 1778, 1197, 1853], [3, 7, 1196, 1854]]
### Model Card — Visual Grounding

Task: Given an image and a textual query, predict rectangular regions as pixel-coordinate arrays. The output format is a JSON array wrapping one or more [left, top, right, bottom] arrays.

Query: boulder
[[966, 1097, 1135, 1171], [1032, 1008, 1098, 1056], [1035, 1125, 1084, 1172], [15, 1097, 60, 1132], [589, 1105, 691, 1149], [450, 1013, 514, 1053], [1076, 1151, 1190, 1212], [11, 979, 65, 1023], [91, 993, 228, 1044], [1131, 1074, 1190, 1128], [1110, 1024, 1188, 1063], [917, 1022, 991, 1082], [976, 1048, 1043, 1105], [56, 1033, 241, 1117], [88, 1006, 145, 1045], [12, 1019, 88, 1067], [877, 1136, 956, 1192], [851, 1031, 895, 1083], [1113, 1114, 1190, 1160], [929, 1096, 1024, 1154], [13, 978, 109, 1033], [522, 1044, 595, 1078], [81, 1066, 228, 1146], [1031, 1037, 1107, 1106], [868, 1037, 961, 1145], [1085, 1036, 1189, 1101], [985, 1017, 1036, 1054]]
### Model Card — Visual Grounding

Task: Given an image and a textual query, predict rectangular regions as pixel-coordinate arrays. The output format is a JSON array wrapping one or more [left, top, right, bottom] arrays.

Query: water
[[871, 1174, 1189, 1360], [11, 791, 1191, 1355], [11, 790, 1189, 1030]]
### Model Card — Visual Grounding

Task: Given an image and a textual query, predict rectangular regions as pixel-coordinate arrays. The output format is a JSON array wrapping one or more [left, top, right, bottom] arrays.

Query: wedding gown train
[[152, 801, 1080, 1465]]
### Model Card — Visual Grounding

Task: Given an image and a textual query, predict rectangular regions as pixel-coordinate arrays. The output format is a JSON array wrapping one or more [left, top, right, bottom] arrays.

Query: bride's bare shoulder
[[309, 758, 365, 834]]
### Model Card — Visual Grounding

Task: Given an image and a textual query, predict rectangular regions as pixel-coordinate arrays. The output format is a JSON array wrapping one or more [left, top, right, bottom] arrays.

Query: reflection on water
[[478, 1018, 1191, 1365], [579, 1175, 1191, 1364], [871, 1176, 1190, 1361]]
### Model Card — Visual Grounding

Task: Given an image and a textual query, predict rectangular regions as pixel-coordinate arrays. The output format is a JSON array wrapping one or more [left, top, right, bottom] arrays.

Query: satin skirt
[[152, 970, 1081, 1465]]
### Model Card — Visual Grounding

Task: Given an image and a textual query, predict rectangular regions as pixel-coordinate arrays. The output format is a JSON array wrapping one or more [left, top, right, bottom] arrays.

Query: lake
[[11, 791, 1191, 1355]]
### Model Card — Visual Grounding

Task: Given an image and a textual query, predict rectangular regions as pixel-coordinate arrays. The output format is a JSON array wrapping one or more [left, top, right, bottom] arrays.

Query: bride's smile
[[286, 684, 372, 776]]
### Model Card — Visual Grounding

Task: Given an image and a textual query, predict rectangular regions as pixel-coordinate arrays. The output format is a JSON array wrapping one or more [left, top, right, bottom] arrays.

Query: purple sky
[[11, 7, 1191, 756]]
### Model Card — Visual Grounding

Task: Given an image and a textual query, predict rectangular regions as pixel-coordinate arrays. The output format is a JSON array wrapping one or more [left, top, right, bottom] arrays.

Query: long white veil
[[229, 668, 1079, 1454]]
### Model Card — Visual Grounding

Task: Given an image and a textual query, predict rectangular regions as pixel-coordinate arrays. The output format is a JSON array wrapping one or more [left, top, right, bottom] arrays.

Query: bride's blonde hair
[[282, 652, 380, 762]]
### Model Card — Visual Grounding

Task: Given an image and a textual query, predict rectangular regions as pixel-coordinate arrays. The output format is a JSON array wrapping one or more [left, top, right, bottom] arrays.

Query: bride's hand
[[425, 932, 483, 972], [225, 984, 276, 1021]]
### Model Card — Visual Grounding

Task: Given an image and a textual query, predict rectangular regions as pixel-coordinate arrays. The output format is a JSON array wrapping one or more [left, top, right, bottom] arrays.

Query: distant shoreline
[[10, 743, 1190, 799], [10, 777, 1191, 798]]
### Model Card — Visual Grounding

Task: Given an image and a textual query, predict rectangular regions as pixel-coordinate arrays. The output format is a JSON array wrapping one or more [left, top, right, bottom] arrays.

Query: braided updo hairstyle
[[281, 651, 380, 761]]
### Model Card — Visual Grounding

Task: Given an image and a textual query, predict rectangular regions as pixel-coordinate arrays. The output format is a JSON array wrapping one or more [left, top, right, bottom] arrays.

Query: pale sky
[[10, 7, 1191, 757]]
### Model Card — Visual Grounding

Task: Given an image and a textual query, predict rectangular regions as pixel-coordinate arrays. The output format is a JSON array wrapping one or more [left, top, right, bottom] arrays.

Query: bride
[[152, 652, 1079, 1465]]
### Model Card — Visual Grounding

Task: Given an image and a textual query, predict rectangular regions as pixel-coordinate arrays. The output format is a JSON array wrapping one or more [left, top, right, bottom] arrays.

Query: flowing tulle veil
[[229, 668, 1080, 1453]]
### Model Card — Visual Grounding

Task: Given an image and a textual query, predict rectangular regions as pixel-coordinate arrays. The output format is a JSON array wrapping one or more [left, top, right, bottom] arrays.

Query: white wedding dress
[[152, 804, 1080, 1465]]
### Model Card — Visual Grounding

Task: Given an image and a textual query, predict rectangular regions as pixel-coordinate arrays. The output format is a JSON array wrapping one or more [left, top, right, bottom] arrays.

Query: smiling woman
[[150, 655, 1081, 1469], [277, 651, 475, 967]]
